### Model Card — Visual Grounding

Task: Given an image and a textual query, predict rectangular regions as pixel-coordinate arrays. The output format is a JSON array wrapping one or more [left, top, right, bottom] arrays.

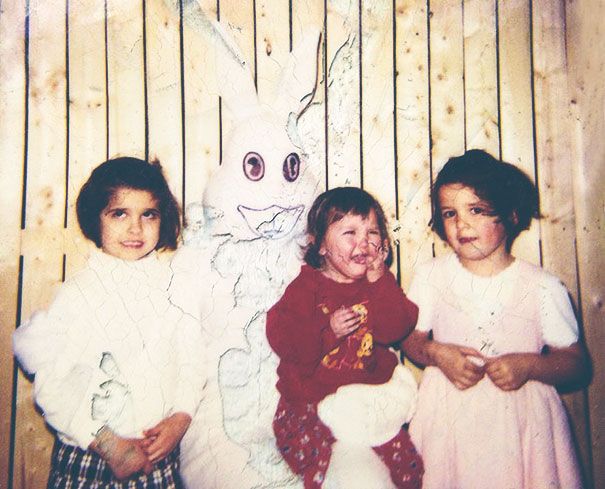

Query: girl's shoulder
[[513, 258, 569, 291], [411, 254, 457, 281]]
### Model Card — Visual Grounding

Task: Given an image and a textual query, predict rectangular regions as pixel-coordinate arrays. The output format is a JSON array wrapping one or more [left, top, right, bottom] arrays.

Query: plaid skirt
[[47, 438, 182, 489]]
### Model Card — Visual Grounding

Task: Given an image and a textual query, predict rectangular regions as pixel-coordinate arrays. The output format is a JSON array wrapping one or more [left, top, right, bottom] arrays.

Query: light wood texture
[[146, 0, 184, 201], [394, 0, 432, 288], [182, 0, 219, 208], [360, 1, 397, 271], [0, 3, 26, 488], [65, 0, 107, 276], [325, 0, 361, 188], [531, 2, 591, 484], [106, 0, 146, 158], [498, 0, 540, 265], [13, 1, 68, 487], [566, 1, 605, 486], [429, 0, 465, 256]]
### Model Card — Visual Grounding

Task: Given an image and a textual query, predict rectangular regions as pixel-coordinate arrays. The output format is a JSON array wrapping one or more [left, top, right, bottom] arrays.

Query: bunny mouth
[[237, 204, 304, 239]]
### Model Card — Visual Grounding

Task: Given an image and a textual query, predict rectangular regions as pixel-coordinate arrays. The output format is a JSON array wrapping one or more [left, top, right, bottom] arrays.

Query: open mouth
[[237, 204, 304, 239]]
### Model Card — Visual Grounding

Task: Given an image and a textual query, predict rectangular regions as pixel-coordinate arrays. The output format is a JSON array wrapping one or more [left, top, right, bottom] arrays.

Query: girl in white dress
[[13, 157, 204, 488], [402, 149, 589, 489]]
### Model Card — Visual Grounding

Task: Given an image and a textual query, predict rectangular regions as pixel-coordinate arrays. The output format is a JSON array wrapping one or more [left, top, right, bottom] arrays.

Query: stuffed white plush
[[168, 18, 321, 489], [317, 364, 418, 489]]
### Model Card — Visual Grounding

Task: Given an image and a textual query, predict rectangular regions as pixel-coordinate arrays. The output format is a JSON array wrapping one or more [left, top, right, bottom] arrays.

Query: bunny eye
[[283, 153, 301, 182], [243, 152, 265, 181]]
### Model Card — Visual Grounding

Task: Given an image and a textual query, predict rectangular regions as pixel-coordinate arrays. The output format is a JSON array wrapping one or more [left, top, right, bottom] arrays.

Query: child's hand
[[430, 343, 486, 390], [330, 307, 362, 338], [89, 427, 153, 480], [485, 353, 536, 391], [141, 412, 192, 464], [366, 239, 388, 283]]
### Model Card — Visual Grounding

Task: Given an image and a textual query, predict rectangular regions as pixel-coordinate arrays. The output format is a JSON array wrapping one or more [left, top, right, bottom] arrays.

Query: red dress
[[267, 266, 423, 488]]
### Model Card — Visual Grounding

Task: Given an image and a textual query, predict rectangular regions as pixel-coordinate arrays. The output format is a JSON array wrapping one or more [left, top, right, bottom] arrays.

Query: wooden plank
[[566, 1, 605, 486], [181, 0, 219, 208], [0, 2, 26, 487], [146, 0, 184, 202], [106, 0, 146, 158], [359, 2, 397, 267], [254, 0, 290, 101], [64, 0, 107, 277], [217, 1, 256, 141], [531, 2, 591, 484], [498, 0, 540, 265], [463, 0, 498, 155], [291, 0, 327, 192], [13, 0, 68, 486], [325, 0, 361, 188], [428, 0, 465, 255], [394, 0, 432, 289]]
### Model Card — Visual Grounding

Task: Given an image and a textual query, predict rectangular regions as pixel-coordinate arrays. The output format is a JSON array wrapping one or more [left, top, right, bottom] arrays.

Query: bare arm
[[485, 342, 590, 391], [402, 330, 486, 390]]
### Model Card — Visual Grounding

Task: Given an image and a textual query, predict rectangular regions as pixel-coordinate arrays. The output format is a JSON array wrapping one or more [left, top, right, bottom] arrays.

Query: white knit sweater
[[13, 249, 205, 449]]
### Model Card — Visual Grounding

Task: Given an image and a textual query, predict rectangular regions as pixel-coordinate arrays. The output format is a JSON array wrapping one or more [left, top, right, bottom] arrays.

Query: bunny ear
[[272, 28, 321, 120], [210, 20, 259, 121]]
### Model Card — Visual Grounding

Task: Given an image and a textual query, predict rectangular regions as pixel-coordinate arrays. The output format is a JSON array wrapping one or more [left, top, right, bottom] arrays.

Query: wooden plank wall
[[0, 1, 602, 487]]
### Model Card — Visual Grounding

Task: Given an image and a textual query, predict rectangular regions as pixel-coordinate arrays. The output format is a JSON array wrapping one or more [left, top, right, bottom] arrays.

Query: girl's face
[[439, 183, 511, 275], [319, 210, 382, 283], [100, 187, 161, 260]]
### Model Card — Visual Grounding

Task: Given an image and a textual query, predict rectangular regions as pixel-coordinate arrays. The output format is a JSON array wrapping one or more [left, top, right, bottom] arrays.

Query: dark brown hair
[[304, 186, 393, 269], [76, 157, 181, 250], [431, 149, 539, 249]]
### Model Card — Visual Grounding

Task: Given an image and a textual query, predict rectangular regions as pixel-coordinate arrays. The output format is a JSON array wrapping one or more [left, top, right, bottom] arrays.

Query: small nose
[[359, 237, 369, 250], [455, 215, 469, 230], [128, 217, 142, 233]]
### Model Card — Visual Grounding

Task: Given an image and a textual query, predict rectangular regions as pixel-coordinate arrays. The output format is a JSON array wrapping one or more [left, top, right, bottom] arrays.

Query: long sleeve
[[13, 283, 104, 448], [369, 271, 418, 345], [267, 270, 336, 376]]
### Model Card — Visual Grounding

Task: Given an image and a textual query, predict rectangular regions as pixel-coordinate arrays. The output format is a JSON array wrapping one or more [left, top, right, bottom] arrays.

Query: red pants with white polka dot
[[273, 397, 423, 489]]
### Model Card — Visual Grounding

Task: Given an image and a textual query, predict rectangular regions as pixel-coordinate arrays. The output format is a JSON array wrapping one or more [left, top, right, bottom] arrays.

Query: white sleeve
[[13, 285, 104, 448], [539, 275, 579, 347], [407, 263, 434, 333]]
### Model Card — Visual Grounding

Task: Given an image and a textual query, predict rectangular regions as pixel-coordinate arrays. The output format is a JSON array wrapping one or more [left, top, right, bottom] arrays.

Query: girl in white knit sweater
[[13, 157, 204, 488]]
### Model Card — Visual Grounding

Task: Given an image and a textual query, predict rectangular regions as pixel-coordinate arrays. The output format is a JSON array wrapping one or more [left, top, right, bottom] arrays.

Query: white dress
[[13, 250, 205, 449], [408, 254, 583, 489]]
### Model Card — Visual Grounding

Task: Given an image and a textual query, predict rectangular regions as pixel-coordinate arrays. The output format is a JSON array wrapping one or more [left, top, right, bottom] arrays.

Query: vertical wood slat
[[0, 3, 27, 488], [428, 0, 465, 256], [566, 1, 605, 485], [463, 0, 498, 155], [106, 0, 146, 158], [498, 0, 540, 266], [217, 0, 256, 144], [15, 0, 69, 487], [65, 0, 108, 277], [325, 0, 361, 188], [291, 0, 327, 193], [146, 0, 184, 202], [182, 0, 219, 208], [394, 0, 432, 289], [254, 0, 290, 102], [359, 2, 398, 271], [531, 2, 591, 485]]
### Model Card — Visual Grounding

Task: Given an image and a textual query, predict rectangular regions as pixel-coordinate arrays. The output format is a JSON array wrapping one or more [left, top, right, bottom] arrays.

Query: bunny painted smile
[[237, 204, 304, 239]]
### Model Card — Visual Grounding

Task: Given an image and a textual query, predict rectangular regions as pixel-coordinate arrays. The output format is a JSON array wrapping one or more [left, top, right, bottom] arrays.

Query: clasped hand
[[91, 412, 191, 480], [432, 343, 534, 391]]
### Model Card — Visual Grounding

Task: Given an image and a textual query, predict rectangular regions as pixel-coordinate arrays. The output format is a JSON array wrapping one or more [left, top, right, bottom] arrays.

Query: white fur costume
[[168, 21, 321, 489]]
